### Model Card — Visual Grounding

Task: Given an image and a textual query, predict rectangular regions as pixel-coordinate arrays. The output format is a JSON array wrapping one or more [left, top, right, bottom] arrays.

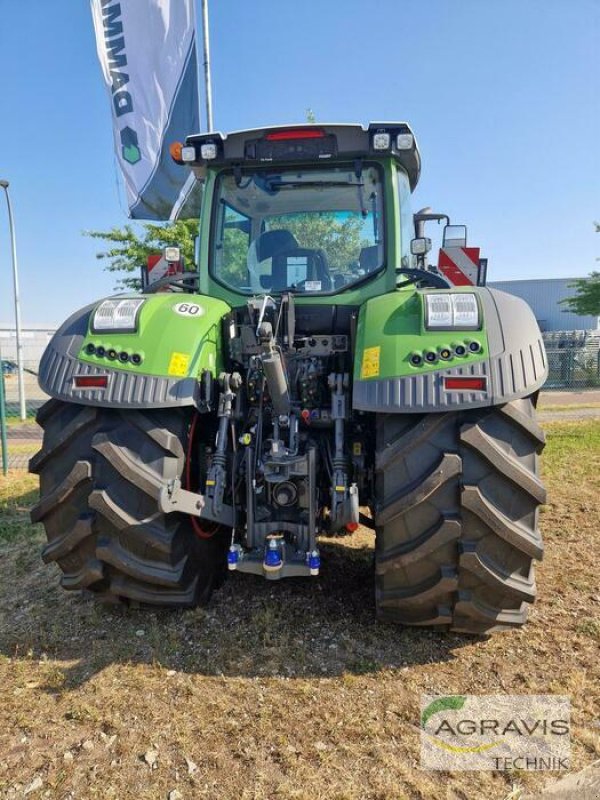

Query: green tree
[[269, 212, 368, 270], [86, 219, 199, 290], [559, 223, 600, 316], [560, 271, 600, 316]]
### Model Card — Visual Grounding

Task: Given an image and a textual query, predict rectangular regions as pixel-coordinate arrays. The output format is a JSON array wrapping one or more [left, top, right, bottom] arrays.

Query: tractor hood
[[37, 293, 231, 408]]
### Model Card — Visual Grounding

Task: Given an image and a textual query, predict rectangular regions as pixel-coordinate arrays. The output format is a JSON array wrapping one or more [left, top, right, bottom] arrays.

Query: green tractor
[[30, 123, 547, 634]]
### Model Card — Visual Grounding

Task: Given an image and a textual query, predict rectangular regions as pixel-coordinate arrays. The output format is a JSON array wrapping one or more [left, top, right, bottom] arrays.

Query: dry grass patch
[[0, 420, 599, 799]]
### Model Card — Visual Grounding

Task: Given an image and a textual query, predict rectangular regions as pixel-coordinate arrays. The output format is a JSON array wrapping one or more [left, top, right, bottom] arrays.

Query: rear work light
[[425, 293, 480, 330], [181, 145, 197, 162], [444, 377, 487, 392], [199, 142, 217, 160], [396, 133, 414, 150], [264, 128, 326, 141], [73, 375, 108, 389], [92, 298, 145, 333], [372, 132, 391, 150]]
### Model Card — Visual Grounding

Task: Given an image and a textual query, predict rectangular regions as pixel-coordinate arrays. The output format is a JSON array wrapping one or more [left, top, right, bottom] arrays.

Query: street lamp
[[0, 179, 26, 421]]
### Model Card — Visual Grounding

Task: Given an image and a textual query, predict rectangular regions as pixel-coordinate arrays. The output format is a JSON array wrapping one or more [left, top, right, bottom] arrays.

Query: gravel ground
[[0, 419, 599, 799]]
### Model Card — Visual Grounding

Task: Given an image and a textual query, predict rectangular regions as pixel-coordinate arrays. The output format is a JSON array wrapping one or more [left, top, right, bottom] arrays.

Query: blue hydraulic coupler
[[308, 550, 320, 576], [264, 538, 283, 572], [227, 544, 241, 570]]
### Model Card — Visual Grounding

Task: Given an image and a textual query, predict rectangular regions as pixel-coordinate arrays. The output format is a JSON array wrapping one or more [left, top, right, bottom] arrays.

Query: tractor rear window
[[211, 165, 384, 294]]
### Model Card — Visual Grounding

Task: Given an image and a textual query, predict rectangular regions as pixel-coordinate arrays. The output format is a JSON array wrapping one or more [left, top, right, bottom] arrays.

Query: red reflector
[[345, 522, 359, 532], [74, 375, 108, 389], [265, 128, 325, 141], [444, 377, 486, 391]]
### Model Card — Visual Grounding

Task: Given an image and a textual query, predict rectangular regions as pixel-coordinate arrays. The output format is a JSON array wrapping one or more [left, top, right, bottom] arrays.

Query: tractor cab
[[170, 123, 431, 305]]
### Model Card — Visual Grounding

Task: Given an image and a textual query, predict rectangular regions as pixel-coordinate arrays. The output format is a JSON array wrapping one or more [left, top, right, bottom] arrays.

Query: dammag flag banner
[[91, 0, 200, 219]]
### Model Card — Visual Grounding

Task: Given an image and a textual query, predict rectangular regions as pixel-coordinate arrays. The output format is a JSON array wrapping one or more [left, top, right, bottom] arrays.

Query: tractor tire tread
[[30, 402, 227, 608], [374, 398, 545, 635]]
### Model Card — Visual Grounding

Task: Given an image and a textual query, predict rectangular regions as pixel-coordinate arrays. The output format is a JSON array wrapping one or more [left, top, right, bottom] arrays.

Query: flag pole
[[201, 0, 213, 131]]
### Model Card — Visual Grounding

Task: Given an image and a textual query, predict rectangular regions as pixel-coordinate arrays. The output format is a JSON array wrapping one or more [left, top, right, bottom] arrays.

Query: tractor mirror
[[411, 237, 432, 256], [443, 225, 467, 247]]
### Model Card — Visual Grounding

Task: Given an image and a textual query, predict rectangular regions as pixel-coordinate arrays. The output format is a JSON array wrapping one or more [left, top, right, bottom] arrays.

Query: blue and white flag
[[91, 0, 200, 219]]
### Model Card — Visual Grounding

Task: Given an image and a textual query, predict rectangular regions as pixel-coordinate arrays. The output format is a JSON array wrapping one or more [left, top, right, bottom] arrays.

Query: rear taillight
[[265, 128, 325, 141], [443, 377, 486, 392], [73, 375, 108, 389]]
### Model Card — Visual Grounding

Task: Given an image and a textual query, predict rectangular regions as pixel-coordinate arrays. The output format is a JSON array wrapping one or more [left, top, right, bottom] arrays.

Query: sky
[[0, 0, 598, 325]]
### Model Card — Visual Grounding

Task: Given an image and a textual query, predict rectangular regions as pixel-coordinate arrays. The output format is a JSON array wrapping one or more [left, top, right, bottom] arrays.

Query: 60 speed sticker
[[172, 302, 204, 317]]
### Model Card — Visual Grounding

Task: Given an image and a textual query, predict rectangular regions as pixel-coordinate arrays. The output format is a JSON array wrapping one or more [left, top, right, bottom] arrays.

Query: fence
[[543, 330, 600, 390], [0, 358, 46, 473]]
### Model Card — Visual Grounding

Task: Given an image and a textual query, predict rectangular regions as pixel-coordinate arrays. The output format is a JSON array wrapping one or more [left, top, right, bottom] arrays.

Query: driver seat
[[269, 248, 331, 291]]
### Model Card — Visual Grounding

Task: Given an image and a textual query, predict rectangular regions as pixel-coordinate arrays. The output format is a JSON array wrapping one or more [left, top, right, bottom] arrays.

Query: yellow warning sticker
[[361, 346, 380, 379], [168, 352, 190, 376]]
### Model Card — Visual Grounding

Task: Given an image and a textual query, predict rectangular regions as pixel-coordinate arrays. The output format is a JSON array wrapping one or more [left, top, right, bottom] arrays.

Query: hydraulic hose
[[185, 411, 221, 539]]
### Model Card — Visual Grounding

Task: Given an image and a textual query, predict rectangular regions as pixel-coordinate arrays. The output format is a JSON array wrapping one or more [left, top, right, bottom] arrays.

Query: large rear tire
[[374, 396, 546, 634], [30, 400, 227, 607]]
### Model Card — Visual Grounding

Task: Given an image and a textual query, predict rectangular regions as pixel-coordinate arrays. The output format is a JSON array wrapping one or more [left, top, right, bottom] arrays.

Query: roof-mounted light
[[200, 142, 218, 160], [181, 145, 197, 162], [372, 132, 391, 150], [396, 133, 414, 150]]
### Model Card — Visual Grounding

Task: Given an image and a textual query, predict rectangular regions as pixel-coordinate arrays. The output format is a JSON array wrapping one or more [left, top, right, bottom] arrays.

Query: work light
[[200, 142, 218, 160], [164, 246, 181, 262], [424, 293, 480, 330], [396, 133, 414, 150], [92, 298, 145, 332], [181, 146, 197, 162], [372, 132, 390, 150]]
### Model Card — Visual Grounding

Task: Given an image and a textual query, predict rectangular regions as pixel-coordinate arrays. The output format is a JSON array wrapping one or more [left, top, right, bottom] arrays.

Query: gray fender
[[352, 288, 548, 412], [37, 304, 199, 409]]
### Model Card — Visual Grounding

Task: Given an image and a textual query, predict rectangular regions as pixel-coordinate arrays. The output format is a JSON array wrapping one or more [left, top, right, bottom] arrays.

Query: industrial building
[[489, 277, 600, 390], [0, 323, 57, 366], [489, 277, 599, 333]]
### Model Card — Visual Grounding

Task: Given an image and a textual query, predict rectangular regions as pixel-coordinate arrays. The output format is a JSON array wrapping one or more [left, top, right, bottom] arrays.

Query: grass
[[0, 472, 39, 543], [3, 413, 39, 427], [538, 402, 600, 412], [0, 420, 599, 799]]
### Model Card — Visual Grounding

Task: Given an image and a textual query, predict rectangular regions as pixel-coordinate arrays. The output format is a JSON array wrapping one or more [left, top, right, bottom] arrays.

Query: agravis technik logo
[[420, 695, 571, 771]]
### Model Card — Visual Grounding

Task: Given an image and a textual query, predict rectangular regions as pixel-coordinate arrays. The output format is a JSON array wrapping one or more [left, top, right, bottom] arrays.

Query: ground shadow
[[0, 517, 479, 690]]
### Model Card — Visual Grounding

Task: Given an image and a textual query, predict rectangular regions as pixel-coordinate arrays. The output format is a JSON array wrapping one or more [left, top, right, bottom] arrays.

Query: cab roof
[[185, 122, 421, 190]]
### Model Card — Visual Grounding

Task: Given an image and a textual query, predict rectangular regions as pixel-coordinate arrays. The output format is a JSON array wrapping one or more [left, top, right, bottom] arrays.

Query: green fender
[[38, 293, 231, 409], [352, 287, 547, 412]]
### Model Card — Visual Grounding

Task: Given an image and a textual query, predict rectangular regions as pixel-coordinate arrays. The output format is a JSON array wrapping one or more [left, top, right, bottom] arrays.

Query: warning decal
[[168, 352, 190, 376], [361, 346, 381, 379]]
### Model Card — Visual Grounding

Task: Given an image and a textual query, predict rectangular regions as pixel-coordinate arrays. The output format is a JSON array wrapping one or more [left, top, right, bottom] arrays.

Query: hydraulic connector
[[227, 544, 242, 571], [263, 536, 283, 572], [307, 550, 321, 576]]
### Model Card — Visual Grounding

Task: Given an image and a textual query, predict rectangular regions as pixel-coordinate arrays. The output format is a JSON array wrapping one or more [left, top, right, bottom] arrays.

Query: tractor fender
[[37, 293, 231, 409], [352, 287, 547, 412]]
